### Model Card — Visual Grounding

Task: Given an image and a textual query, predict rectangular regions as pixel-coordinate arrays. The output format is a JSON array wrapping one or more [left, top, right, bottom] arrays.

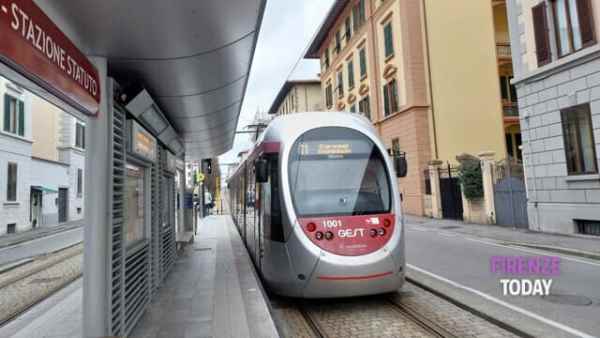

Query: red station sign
[[0, 0, 100, 116]]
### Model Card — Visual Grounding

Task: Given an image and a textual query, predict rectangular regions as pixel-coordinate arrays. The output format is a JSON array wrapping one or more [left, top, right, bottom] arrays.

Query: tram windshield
[[289, 127, 391, 217]]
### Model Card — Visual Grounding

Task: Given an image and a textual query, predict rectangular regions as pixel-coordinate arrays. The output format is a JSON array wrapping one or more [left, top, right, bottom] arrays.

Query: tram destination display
[[128, 120, 157, 162]]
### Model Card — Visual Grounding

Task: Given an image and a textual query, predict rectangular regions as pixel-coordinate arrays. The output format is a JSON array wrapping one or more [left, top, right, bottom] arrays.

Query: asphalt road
[[0, 228, 83, 266], [405, 225, 600, 337]]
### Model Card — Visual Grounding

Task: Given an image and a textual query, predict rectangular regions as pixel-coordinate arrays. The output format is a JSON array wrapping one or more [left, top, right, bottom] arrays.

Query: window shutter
[[391, 80, 399, 112], [532, 3, 551, 66], [384, 24, 393, 57], [3, 94, 9, 132], [383, 85, 390, 116], [18, 100, 24, 136], [576, 0, 596, 46]]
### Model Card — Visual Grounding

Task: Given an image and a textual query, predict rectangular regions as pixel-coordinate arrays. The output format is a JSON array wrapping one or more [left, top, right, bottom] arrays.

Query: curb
[[501, 242, 600, 261], [405, 266, 584, 338], [0, 224, 83, 249], [0, 258, 34, 275]]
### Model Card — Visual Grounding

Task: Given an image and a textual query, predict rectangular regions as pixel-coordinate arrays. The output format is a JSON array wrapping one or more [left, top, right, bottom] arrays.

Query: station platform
[[0, 215, 279, 338]]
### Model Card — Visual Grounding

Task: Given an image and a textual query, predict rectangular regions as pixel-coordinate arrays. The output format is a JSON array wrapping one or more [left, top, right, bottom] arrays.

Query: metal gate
[[439, 164, 463, 220], [494, 160, 529, 228]]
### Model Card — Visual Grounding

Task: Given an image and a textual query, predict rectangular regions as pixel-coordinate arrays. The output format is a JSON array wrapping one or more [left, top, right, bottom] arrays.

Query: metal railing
[[497, 43, 512, 59], [502, 101, 519, 117]]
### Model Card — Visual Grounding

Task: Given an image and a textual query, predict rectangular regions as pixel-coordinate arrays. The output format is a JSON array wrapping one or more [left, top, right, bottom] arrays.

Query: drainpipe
[[369, 0, 383, 134], [421, 0, 439, 159]]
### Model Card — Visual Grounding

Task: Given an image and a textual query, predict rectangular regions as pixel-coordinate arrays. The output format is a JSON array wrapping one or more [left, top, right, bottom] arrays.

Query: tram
[[227, 112, 407, 298]]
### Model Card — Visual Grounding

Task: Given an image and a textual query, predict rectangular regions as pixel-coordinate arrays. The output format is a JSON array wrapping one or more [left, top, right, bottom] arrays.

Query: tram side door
[[255, 182, 262, 269]]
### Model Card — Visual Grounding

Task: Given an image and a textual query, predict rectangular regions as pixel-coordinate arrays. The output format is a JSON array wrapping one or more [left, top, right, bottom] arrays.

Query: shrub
[[458, 160, 483, 200]]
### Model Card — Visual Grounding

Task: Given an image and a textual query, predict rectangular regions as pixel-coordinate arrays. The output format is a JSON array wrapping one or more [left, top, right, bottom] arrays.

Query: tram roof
[[40, 0, 266, 161]]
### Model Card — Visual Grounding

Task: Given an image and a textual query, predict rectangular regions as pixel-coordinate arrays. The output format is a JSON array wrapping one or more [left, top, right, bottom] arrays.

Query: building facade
[[31, 95, 86, 225], [268, 80, 323, 116], [506, 0, 600, 234], [306, 0, 514, 216], [0, 74, 85, 235], [0, 77, 33, 234]]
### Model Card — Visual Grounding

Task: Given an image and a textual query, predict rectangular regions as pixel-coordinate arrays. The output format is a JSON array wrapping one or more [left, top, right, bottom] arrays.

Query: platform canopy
[[40, 0, 265, 160]]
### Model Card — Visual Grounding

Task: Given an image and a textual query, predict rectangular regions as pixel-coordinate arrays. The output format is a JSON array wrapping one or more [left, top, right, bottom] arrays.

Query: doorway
[[58, 188, 69, 223], [30, 188, 43, 228]]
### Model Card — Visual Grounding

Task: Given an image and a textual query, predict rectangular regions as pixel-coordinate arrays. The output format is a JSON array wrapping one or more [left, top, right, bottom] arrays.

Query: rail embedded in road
[[269, 281, 523, 338], [0, 243, 83, 327]]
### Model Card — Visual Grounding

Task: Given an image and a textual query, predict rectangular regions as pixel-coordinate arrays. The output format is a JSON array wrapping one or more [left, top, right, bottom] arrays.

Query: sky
[[218, 0, 334, 175]]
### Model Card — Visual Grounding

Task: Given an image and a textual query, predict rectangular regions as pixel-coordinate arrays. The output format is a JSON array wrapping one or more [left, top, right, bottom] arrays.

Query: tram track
[[0, 244, 83, 327], [270, 280, 521, 338]]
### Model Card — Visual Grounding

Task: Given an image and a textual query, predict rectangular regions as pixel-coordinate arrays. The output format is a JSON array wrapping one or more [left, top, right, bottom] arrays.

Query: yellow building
[[268, 80, 323, 116], [306, 0, 515, 216]]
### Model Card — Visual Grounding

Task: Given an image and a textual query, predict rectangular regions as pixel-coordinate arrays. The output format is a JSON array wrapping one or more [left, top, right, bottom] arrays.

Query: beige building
[[30, 95, 86, 226], [268, 80, 323, 116], [306, 0, 514, 216]]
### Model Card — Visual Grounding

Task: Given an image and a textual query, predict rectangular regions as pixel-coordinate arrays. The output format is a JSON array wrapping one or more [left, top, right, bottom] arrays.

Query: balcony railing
[[503, 101, 519, 117], [497, 43, 512, 59]]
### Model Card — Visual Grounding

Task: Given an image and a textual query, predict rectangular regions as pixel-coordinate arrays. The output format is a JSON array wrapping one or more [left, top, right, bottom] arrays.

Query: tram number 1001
[[322, 220, 342, 229]]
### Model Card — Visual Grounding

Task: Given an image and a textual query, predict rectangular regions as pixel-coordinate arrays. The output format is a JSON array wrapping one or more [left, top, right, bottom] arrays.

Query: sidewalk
[[405, 215, 600, 258], [0, 215, 278, 338], [0, 220, 83, 249]]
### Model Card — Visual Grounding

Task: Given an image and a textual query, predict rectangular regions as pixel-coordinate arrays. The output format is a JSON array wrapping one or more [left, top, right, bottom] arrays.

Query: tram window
[[289, 127, 391, 217], [125, 164, 146, 245], [269, 155, 284, 242]]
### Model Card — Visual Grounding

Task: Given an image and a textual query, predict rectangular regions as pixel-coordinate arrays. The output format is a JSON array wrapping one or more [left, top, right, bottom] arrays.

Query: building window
[[552, 0, 595, 57], [561, 104, 598, 175], [77, 168, 83, 197], [3, 94, 25, 137], [350, 104, 357, 113], [391, 138, 401, 156], [383, 22, 394, 58], [359, 48, 367, 78], [347, 60, 355, 89], [383, 79, 399, 116], [335, 31, 342, 54], [325, 83, 333, 108], [7, 223, 16, 234], [345, 16, 352, 42], [533, 0, 595, 65], [359, 96, 371, 120], [336, 70, 344, 97], [506, 132, 523, 160], [499, 76, 517, 103], [6, 162, 17, 202], [576, 219, 600, 236], [75, 122, 85, 149], [353, 4, 360, 31], [359, 0, 366, 24]]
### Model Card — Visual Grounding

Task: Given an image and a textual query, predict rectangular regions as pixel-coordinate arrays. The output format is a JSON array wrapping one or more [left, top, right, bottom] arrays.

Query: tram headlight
[[378, 228, 386, 236], [315, 231, 324, 240], [384, 218, 392, 228], [325, 231, 334, 240], [369, 229, 378, 238]]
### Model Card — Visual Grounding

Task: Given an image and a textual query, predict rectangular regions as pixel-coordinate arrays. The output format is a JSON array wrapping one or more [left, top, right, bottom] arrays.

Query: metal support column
[[83, 57, 111, 337]]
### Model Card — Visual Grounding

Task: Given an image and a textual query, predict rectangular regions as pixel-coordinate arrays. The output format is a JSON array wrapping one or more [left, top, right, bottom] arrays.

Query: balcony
[[497, 43, 512, 60], [502, 100, 519, 117]]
